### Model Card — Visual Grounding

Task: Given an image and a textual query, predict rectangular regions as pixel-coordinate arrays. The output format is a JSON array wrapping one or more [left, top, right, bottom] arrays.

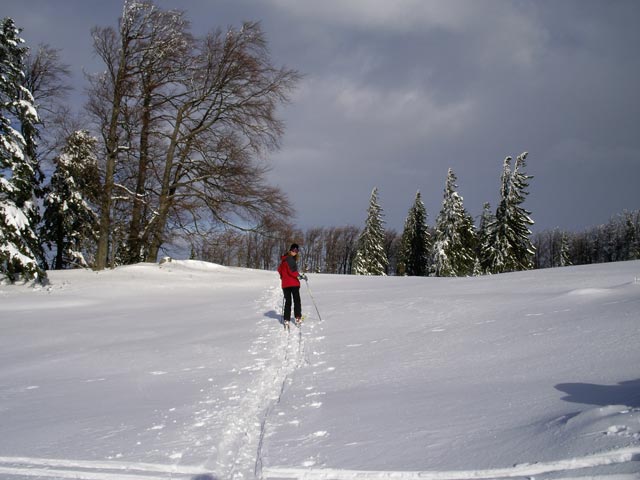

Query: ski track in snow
[[0, 283, 313, 480], [0, 456, 207, 480], [203, 285, 310, 480], [1, 444, 638, 480], [263, 445, 640, 479]]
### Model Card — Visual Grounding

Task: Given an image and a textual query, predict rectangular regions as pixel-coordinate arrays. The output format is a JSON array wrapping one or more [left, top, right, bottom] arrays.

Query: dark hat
[[290, 243, 299, 251]]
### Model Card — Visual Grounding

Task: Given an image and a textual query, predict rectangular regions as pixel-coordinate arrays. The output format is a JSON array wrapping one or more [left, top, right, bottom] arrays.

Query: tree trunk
[[95, 46, 128, 270], [126, 87, 152, 263], [54, 223, 64, 270], [146, 108, 183, 262]]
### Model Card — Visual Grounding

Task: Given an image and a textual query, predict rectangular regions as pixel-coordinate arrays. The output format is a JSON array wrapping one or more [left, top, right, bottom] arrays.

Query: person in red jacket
[[277, 243, 307, 328]]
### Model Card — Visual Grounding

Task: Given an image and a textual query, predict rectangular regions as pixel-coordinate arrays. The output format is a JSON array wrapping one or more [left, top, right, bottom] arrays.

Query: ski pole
[[304, 278, 322, 321]]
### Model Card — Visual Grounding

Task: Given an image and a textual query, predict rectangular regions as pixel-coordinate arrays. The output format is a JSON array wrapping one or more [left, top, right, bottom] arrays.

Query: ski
[[282, 315, 305, 332]]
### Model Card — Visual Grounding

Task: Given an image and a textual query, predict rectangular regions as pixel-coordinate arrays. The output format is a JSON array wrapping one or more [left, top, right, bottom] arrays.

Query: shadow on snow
[[555, 378, 640, 408], [264, 309, 287, 328]]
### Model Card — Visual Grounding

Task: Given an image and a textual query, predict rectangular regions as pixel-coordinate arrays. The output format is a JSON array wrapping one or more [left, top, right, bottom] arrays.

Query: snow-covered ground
[[0, 260, 639, 480]]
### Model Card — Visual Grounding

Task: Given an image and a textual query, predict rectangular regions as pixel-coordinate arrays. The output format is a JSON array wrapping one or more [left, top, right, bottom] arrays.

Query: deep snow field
[[0, 259, 639, 480]]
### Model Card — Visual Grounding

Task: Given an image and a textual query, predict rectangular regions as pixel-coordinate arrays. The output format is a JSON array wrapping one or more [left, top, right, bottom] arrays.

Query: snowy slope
[[0, 260, 639, 480]]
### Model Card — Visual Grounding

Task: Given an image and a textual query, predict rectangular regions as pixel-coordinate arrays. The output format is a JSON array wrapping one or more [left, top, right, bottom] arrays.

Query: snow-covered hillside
[[0, 260, 639, 480]]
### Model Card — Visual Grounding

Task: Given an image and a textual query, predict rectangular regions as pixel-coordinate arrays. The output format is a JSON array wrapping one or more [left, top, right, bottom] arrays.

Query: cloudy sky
[[4, 0, 639, 233]]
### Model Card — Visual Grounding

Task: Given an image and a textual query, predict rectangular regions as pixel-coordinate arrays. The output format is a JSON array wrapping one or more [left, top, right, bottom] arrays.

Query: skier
[[277, 243, 307, 329]]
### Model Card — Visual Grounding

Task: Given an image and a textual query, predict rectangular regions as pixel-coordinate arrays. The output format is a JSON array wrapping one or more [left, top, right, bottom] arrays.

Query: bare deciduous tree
[[87, 1, 299, 268], [24, 44, 71, 118], [89, 1, 156, 269], [146, 21, 300, 261]]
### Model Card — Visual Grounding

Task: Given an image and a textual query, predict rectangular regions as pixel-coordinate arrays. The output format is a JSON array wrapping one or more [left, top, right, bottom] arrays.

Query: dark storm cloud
[[261, 0, 640, 231], [4, 0, 639, 232]]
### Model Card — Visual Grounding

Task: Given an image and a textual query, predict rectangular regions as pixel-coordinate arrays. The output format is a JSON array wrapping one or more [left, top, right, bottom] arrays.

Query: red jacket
[[278, 254, 300, 288]]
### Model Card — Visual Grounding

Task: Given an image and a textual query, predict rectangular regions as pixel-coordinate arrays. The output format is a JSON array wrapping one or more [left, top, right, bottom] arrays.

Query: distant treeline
[[196, 209, 640, 275], [532, 210, 640, 269]]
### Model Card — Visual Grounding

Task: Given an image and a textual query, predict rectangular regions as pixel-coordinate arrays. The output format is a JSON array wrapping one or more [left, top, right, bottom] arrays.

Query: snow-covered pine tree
[[398, 191, 430, 276], [353, 187, 388, 275], [624, 212, 639, 260], [477, 202, 495, 273], [0, 18, 45, 282], [558, 232, 571, 267], [41, 130, 100, 269], [432, 168, 477, 277], [483, 152, 535, 273], [482, 156, 512, 273], [507, 152, 535, 269]]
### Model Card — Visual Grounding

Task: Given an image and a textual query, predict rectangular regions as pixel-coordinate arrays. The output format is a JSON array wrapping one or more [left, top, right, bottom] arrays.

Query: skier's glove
[[298, 274, 308, 281]]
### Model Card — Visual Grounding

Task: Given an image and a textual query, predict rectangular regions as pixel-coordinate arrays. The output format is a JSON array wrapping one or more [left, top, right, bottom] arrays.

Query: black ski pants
[[282, 286, 301, 321]]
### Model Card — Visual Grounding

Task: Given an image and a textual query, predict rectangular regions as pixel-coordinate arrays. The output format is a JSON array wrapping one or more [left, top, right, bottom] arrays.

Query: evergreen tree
[[508, 152, 535, 268], [482, 156, 512, 273], [558, 232, 571, 267], [41, 131, 100, 269], [477, 202, 495, 273], [398, 191, 430, 276], [483, 152, 535, 273], [432, 169, 476, 277], [624, 212, 639, 260], [0, 18, 45, 282], [353, 187, 388, 275]]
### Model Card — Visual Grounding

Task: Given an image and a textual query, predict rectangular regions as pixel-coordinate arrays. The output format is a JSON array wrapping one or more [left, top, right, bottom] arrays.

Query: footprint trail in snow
[[196, 285, 311, 479]]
